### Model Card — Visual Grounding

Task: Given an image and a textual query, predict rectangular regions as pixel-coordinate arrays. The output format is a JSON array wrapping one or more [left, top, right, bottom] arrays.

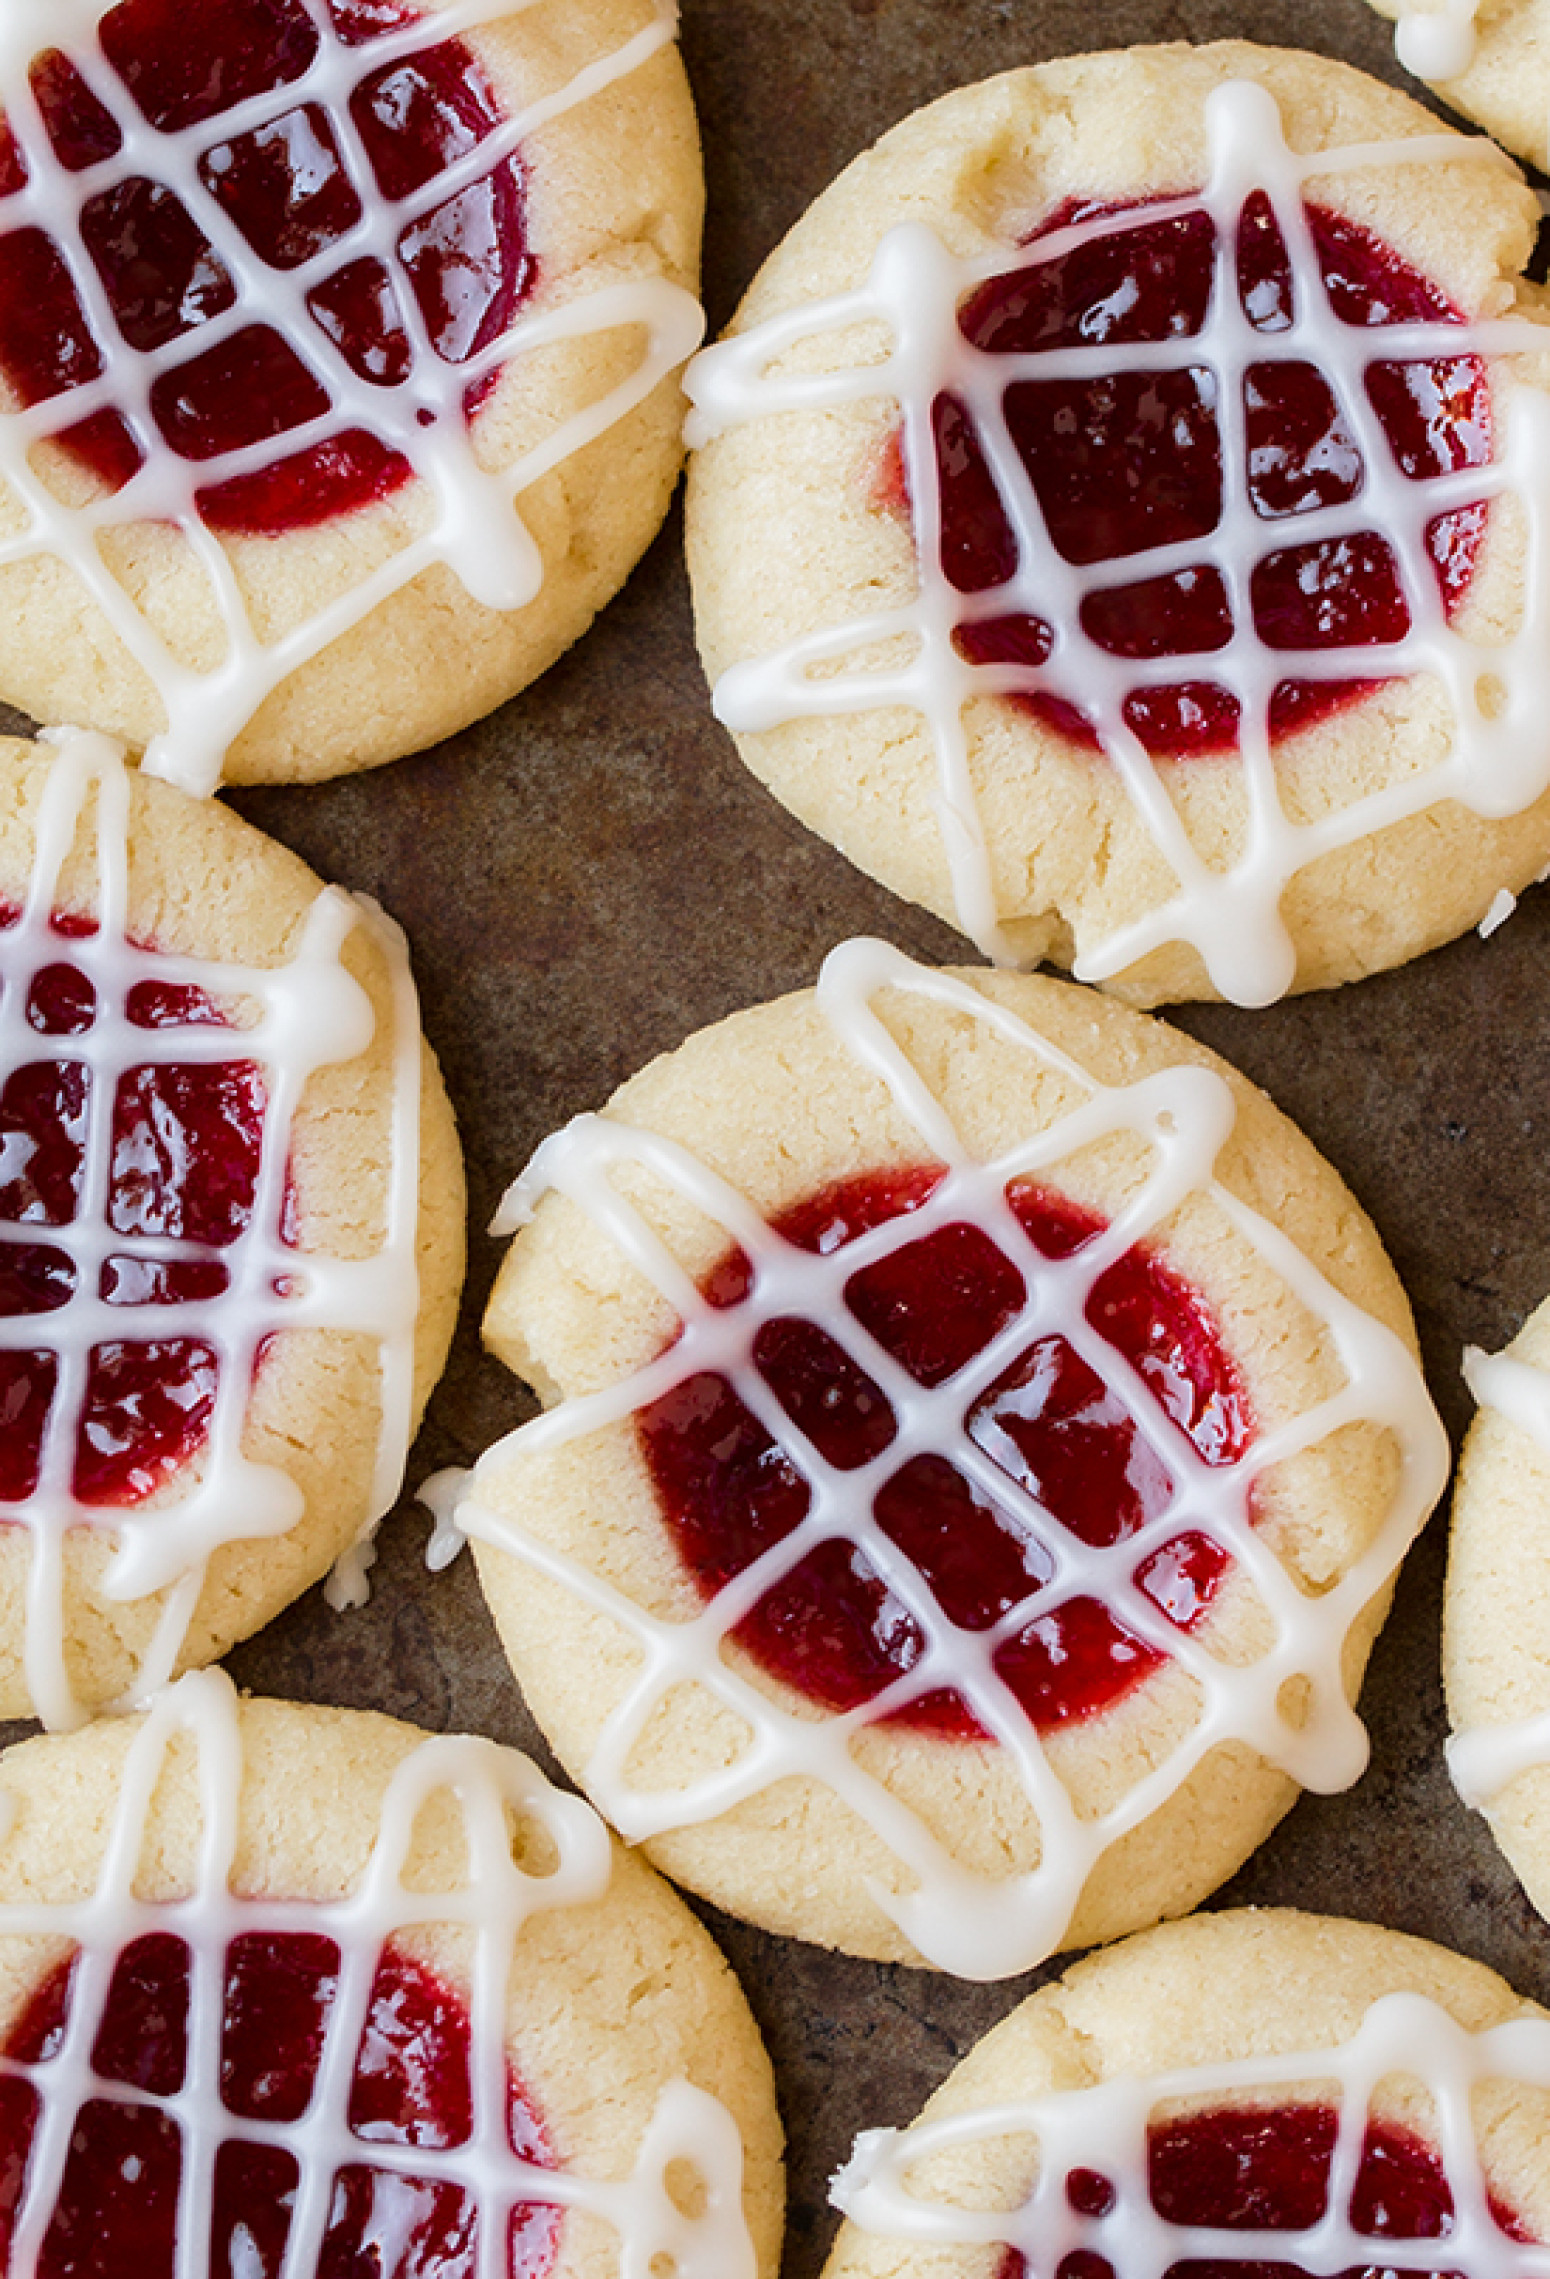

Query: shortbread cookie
[[458, 938, 1446, 1977], [0, 728, 464, 1727], [685, 41, 1550, 1007], [0, 0, 704, 793], [1443, 1293, 1550, 1919], [0, 1671, 783, 2278], [822, 1908, 1550, 2279], [1369, 2, 1550, 171]]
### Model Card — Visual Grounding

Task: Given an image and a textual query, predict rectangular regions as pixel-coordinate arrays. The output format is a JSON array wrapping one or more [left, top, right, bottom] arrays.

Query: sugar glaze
[[452, 937, 1448, 1980]]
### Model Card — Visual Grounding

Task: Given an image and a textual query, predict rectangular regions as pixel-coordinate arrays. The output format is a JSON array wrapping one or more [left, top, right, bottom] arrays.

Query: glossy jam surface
[[0, 0, 532, 535], [915, 193, 1491, 756], [638, 1169, 1253, 1739], [1010, 2103, 1523, 2279], [0, 1932, 559, 2277], [0, 914, 267, 1509]]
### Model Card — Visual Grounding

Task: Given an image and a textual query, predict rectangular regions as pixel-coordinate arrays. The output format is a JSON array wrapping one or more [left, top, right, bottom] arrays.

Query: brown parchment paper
[[6, 4, 1550, 2273]]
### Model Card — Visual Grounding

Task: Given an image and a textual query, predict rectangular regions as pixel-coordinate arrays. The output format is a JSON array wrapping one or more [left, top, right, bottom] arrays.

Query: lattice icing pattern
[[0, 1668, 758, 2279], [832, 1988, 1550, 2279], [451, 937, 1449, 1982], [0, 728, 424, 1730], [685, 78, 1550, 1007], [0, 0, 704, 795]]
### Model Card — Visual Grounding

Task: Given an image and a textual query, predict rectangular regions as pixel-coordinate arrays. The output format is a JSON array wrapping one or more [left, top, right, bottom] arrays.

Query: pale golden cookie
[[0, 730, 465, 1725], [0, 0, 704, 790], [685, 40, 1550, 1007], [820, 1909, 1550, 2279], [0, 1677, 784, 2278], [1369, 1, 1550, 171], [1444, 1291, 1550, 1922], [465, 941, 1445, 1976]]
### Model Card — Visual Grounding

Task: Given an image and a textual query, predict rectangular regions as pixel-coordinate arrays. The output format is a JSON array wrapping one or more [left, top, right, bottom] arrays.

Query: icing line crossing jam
[[0, 0, 703, 792], [686, 81, 1550, 1005], [0, 731, 423, 1730], [0, 1670, 757, 2279], [455, 938, 1447, 1980]]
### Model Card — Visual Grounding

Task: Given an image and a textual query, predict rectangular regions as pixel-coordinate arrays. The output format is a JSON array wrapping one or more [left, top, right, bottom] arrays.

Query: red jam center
[[0, 912, 268, 1510], [638, 1169, 1253, 1739], [1012, 2103, 1525, 2279], [0, 0, 532, 536], [905, 193, 1491, 757], [0, 1932, 560, 2278]]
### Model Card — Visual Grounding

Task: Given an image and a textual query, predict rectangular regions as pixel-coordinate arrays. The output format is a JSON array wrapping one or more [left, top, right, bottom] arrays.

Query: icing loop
[[0, 730, 424, 1730], [0, 0, 704, 795], [686, 81, 1550, 1005], [0, 1668, 759, 2279], [457, 937, 1447, 1980], [833, 1991, 1550, 2277]]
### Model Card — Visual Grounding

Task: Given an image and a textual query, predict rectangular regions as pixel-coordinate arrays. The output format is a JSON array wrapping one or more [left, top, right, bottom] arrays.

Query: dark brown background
[[8, 4, 1550, 2272]]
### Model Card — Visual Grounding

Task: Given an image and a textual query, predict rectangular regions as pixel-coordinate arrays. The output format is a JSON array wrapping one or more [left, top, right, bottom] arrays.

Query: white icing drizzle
[[0, 729, 424, 1730], [0, 1667, 759, 2279], [1446, 1344, 1550, 1811], [833, 1988, 1550, 2278], [1392, 0, 1483, 83], [1480, 888, 1518, 937], [685, 81, 1550, 1007], [0, 0, 705, 796], [455, 936, 1449, 1981]]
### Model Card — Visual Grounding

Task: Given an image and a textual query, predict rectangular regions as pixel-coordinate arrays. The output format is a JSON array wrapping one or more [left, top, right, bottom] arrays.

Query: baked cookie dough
[[0, 1671, 784, 2278], [0, 0, 704, 792], [685, 40, 1550, 1007], [0, 727, 465, 1727], [1443, 1292, 1550, 1920], [1369, 2, 1550, 171], [459, 937, 1447, 1977], [822, 1908, 1550, 2279]]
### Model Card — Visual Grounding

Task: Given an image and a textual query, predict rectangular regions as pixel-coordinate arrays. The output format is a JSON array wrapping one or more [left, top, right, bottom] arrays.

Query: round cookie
[[1368, 2, 1550, 171], [685, 40, 1550, 1008], [822, 1908, 1550, 2279], [0, 0, 704, 793], [0, 726, 465, 1727], [0, 1670, 784, 2277], [1443, 1292, 1550, 1919], [460, 937, 1447, 1978]]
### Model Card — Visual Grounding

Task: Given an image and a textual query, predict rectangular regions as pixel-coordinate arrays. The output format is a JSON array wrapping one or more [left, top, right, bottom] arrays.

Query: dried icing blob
[[640, 1169, 1253, 1736], [925, 194, 1490, 758], [0, 1936, 560, 2278], [0, 909, 270, 1510], [0, 0, 531, 536]]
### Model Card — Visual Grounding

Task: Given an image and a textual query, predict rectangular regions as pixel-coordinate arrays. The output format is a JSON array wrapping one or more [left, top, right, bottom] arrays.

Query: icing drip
[[455, 936, 1448, 1981], [1391, 1, 1483, 82], [685, 82, 1550, 1006], [0, 729, 424, 1730], [0, 0, 704, 795], [1446, 1344, 1550, 1812], [831, 1989, 1550, 2277], [0, 1668, 758, 2279]]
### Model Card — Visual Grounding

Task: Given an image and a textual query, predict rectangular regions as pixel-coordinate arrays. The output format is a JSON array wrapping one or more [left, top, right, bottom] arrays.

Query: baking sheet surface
[[6, 4, 1550, 2273]]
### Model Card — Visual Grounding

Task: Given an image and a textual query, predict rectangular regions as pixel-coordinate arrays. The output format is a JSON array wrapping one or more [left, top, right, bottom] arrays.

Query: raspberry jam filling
[[638, 1168, 1253, 1739], [907, 192, 1491, 757], [0, 1932, 560, 2277], [0, 0, 532, 536], [0, 913, 267, 1509], [1014, 2103, 1524, 2279]]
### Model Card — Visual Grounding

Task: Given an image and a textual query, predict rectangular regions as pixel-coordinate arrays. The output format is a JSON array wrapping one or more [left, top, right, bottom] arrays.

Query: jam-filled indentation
[[639, 1168, 1254, 1738], [1007, 2103, 1531, 2279], [0, 913, 269, 1510], [0, 1930, 561, 2277], [898, 190, 1493, 758], [0, 0, 533, 537]]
